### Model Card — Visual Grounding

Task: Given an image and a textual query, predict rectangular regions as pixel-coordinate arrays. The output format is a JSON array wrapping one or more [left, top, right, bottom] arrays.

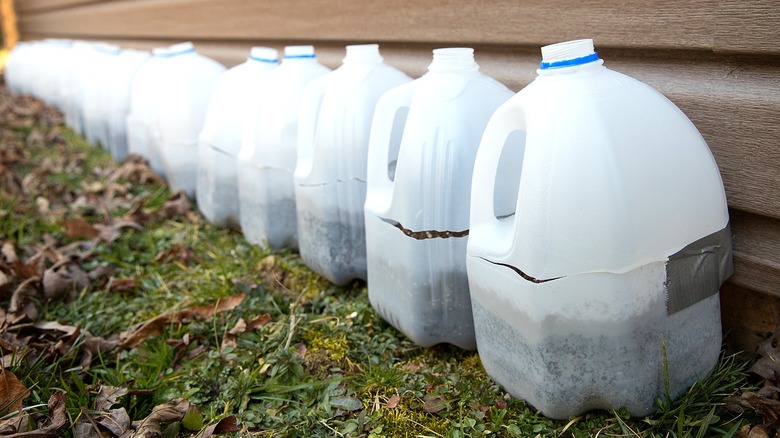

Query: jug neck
[[283, 45, 318, 64], [248, 47, 279, 64], [427, 48, 479, 73], [154, 42, 196, 58], [537, 39, 603, 74], [342, 44, 383, 65]]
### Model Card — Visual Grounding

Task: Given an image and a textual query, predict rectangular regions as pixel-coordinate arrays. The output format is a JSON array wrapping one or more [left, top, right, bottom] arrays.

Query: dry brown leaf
[[1, 242, 18, 264], [129, 398, 189, 438], [96, 385, 128, 412], [154, 245, 197, 266], [0, 371, 30, 417], [9, 276, 40, 319], [0, 268, 11, 296], [120, 293, 246, 349], [87, 265, 115, 284], [257, 255, 285, 287], [80, 334, 122, 370], [42, 257, 90, 301], [221, 315, 271, 350], [62, 217, 99, 240], [107, 278, 136, 294], [94, 220, 144, 244], [196, 415, 239, 438], [108, 156, 165, 186], [0, 411, 30, 435], [157, 192, 191, 219], [7, 390, 70, 437], [386, 394, 400, 409], [750, 326, 780, 381], [32, 321, 79, 337]]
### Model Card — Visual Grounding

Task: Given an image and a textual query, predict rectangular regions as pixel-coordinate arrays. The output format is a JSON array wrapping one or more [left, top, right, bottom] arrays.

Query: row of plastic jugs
[[6, 38, 733, 419]]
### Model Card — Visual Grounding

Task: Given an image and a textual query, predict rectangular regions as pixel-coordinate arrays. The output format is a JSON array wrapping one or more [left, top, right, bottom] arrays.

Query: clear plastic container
[[82, 43, 121, 148], [126, 46, 173, 177], [294, 44, 411, 285], [467, 39, 732, 418], [237, 45, 331, 249], [104, 49, 150, 161], [151, 42, 226, 197], [364, 48, 514, 349], [197, 47, 279, 228]]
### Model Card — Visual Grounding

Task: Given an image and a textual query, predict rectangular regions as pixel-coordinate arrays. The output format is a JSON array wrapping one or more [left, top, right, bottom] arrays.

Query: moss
[[370, 406, 451, 437]]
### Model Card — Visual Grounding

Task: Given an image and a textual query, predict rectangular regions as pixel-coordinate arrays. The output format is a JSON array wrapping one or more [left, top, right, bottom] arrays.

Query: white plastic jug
[[126, 46, 172, 176], [364, 48, 514, 349], [82, 43, 121, 148], [466, 39, 732, 418], [151, 42, 226, 197], [294, 44, 411, 285], [197, 47, 279, 228], [237, 45, 331, 249], [104, 49, 150, 161], [64, 41, 102, 136]]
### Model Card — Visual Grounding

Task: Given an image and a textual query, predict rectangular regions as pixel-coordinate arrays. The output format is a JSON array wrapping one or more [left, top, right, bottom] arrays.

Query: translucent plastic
[[364, 48, 513, 349], [466, 39, 730, 418], [64, 41, 103, 136], [237, 45, 331, 249], [294, 44, 411, 285], [82, 43, 121, 148], [197, 47, 279, 228], [126, 47, 171, 176], [104, 49, 150, 161], [127, 43, 225, 191]]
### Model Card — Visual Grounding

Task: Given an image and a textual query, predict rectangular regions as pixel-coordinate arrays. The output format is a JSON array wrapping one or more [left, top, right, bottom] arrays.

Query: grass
[[0, 87, 762, 437]]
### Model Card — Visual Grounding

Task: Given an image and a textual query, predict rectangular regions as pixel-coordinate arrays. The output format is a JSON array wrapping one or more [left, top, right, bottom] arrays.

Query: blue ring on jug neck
[[539, 52, 600, 70], [157, 47, 195, 58], [284, 54, 316, 59], [249, 55, 278, 63]]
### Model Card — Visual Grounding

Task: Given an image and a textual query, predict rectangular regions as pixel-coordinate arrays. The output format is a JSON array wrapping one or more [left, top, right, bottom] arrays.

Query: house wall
[[15, 0, 780, 354]]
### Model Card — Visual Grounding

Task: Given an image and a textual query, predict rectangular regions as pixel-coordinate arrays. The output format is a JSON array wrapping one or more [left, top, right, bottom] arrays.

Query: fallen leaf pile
[[726, 324, 780, 438], [0, 81, 243, 435]]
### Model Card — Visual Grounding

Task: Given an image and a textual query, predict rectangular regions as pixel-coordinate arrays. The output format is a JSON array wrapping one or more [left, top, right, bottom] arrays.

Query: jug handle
[[470, 102, 526, 239], [366, 82, 416, 196], [295, 75, 332, 182]]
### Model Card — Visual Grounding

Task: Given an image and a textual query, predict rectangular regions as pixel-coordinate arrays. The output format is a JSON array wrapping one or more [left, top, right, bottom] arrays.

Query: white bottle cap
[[249, 47, 279, 63], [343, 44, 383, 64], [284, 45, 316, 59], [539, 39, 600, 70]]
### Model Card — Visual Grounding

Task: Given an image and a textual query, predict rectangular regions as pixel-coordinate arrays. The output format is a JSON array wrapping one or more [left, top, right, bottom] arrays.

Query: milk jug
[[364, 48, 513, 349], [126, 46, 173, 176], [82, 43, 121, 148], [197, 47, 279, 228], [295, 44, 411, 285], [151, 42, 225, 197], [237, 45, 330, 249], [466, 39, 733, 418], [104, 49, 150, 161], [64, 41, 102, 137]]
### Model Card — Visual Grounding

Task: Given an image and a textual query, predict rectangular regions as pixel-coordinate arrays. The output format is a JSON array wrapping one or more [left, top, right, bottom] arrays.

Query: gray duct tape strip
[[665, 223, 734, 315]]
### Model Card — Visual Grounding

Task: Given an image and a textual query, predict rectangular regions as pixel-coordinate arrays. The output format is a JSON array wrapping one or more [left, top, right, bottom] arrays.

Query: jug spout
[[428, 47, 479, 73]]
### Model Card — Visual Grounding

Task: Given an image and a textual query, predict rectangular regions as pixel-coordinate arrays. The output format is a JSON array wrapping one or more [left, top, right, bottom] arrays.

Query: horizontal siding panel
[[17, 0, 778, 54], [715, 0, 780, 54], [729, 210, 780, 297], [16, 0, 105, 13]]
